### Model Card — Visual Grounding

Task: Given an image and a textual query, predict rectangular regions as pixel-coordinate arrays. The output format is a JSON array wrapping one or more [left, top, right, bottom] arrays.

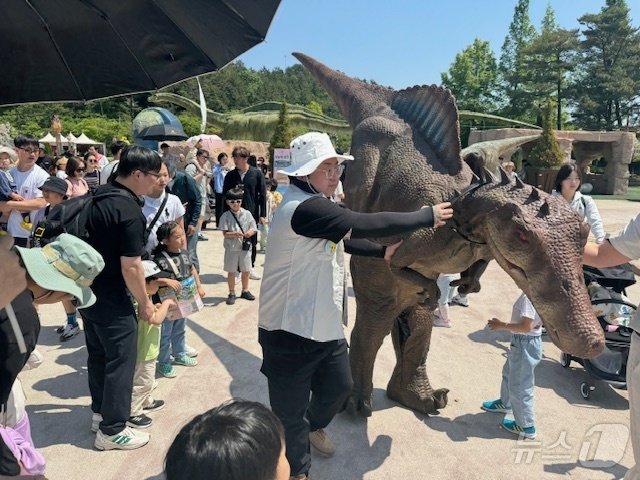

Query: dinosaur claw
[[345, 393, 373, 418]]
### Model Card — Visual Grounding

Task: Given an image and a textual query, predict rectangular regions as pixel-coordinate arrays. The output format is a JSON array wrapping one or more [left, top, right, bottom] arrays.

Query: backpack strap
[[146, 194, 169, 239]]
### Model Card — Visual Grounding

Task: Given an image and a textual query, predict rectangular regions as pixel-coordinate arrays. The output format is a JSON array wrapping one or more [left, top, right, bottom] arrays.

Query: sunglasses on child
[[227, 199, 242, 204]]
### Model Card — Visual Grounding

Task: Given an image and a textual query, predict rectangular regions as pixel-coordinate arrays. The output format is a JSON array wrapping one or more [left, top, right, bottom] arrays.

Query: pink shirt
[[65, 177, 89, 198]]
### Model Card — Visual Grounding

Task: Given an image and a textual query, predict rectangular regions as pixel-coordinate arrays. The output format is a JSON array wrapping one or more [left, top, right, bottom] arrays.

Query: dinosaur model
[[148, 92, 540, 143], [293, 52, 605, 417]]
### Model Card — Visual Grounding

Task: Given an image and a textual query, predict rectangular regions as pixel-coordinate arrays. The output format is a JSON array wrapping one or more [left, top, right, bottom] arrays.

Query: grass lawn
[[591, 185, 640, 202]]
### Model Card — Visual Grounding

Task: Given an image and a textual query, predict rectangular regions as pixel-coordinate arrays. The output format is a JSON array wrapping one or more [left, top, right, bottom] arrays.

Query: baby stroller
[[560, 264, 637, 400]]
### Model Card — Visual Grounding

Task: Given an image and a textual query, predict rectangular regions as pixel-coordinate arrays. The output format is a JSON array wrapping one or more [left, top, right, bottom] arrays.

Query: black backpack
[[31, 190, 132, 247]]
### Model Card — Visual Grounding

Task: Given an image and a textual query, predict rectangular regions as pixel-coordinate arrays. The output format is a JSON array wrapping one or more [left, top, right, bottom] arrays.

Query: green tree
[[572, 0, 640, 130], [306, 100, 324, 116], [523, 4, 579, 129], [529, 100, 564, 168], [498, 0, 538, 121], [269, 102, 293, 162], [540, 2, 558, 31], [440, 39, 499, 113]]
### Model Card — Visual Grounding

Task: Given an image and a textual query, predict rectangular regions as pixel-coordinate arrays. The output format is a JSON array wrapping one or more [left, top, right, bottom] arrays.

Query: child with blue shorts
[[481, 291, 543, 439]]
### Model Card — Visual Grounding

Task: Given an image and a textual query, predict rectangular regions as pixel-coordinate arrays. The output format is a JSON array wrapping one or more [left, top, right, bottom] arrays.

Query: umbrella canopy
[[74, 133, 99, 145], [187, 134, 225, 152], [138, 124, 188, 141], [0, 0, 282, 106]]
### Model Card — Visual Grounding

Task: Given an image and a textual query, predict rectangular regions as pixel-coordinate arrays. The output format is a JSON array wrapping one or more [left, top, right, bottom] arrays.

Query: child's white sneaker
[[432, 316, 452, 328], [450, 294, 469, 307]]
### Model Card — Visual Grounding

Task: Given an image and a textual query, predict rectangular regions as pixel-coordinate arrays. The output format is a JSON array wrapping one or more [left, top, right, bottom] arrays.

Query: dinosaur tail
[[292, 52, 394, 129]]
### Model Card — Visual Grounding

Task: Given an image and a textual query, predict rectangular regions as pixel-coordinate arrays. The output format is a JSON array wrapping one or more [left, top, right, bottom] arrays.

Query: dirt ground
[[6, 198, 639, 480]]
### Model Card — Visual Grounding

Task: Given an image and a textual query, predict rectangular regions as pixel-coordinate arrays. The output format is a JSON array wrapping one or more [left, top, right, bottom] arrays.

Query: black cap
[[39, 176, 68, 196]]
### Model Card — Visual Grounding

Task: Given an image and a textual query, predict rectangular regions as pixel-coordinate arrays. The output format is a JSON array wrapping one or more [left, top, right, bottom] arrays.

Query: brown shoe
[[309, 428, 335, 457], [290, 475, 309, 480]]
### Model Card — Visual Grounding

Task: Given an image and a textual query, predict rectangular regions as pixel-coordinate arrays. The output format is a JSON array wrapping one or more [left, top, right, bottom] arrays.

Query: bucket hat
[[278, 132, 353, 177], [39, 176, 68, 197], [142, 260, 171, 279], [15, 233, 105, 308]]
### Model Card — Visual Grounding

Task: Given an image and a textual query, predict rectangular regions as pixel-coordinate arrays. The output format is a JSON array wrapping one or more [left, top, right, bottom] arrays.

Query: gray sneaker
[[94, 426, 150, 451], [60, 323, 80, 340]]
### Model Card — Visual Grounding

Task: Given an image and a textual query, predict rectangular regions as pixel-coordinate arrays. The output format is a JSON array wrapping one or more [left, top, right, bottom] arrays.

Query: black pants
[[214, 192, 224, 226], [259, 329, 353, 477], [81, 294, 137, 436]]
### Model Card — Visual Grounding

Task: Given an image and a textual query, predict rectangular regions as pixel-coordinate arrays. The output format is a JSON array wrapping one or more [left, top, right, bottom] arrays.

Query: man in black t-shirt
[[81, 146, 164, 451]]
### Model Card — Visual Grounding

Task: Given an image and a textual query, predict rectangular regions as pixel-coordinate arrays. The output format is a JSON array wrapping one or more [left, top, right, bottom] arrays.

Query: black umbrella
[[138, 124, 188, 141], [0, 0, 282, 106]]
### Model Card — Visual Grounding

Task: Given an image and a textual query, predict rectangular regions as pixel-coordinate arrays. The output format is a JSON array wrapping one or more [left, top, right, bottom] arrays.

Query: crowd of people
[[0, 131, 638, 480]]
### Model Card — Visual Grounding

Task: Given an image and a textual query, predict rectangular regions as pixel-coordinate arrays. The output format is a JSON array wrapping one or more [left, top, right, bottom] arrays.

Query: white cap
[[278, 132, 353, 177]]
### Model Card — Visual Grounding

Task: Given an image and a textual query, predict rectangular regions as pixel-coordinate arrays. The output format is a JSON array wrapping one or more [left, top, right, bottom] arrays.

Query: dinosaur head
[[456, 173, 604, 358]]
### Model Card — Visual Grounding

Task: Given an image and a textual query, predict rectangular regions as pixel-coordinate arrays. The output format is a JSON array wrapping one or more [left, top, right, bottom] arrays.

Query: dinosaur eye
[[516, 230, 528, 243]]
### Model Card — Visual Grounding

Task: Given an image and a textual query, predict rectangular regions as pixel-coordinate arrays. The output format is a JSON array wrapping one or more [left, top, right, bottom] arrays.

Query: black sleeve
[[344, 238, 386, 258], [291, 196, 436, 243], [117, 201, 146, 257]]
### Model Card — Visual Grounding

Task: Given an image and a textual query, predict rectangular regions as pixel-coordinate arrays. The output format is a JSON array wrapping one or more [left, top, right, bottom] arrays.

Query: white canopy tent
[[38, 132, 58, 143], [75, 133, 99, 145]]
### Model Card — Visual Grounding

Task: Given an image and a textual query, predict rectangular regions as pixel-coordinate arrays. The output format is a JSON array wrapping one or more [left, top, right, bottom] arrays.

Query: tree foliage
[[498, 0, 538, 121], [441, 39, 499, 112], [523, 4, 579, 129], [529, 100, 564, 168], [268, 102, 293, 162], [571, 0, 640, 130]]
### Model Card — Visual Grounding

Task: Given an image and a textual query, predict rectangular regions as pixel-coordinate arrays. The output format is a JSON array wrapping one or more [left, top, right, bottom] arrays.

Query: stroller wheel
[[580, 382, 594, 400], [560, 352, 571, 368]]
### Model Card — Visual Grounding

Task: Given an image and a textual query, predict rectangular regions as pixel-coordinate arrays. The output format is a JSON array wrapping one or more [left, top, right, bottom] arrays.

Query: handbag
[[231, 211, 252, 251]]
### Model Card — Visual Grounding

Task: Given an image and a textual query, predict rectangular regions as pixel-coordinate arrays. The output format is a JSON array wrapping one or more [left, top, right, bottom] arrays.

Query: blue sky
[[240, 0, 639, 89]]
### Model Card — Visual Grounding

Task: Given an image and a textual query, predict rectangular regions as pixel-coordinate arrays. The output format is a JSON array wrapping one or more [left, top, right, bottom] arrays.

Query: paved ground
[[6, 198, 640, 480]]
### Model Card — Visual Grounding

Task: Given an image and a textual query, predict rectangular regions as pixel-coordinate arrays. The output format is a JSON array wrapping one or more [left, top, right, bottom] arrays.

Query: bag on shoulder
[[31, 190, 131, 247]]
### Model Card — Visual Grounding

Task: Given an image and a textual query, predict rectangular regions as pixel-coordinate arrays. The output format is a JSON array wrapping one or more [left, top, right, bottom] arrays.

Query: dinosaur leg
[[345, 257, 401, 418], [386, 304, 449, 415], [451, 259, 489, 295]]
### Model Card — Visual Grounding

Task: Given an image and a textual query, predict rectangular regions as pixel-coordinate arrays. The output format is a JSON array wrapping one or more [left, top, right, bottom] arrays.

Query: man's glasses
[[19, 147, 38, 154], [141, 171, 161, 178], [227, 200, 242, 204], [316, 164, 345, 179]]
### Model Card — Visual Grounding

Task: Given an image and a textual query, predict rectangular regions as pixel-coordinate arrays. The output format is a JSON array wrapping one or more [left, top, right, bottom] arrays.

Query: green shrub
[[529, 100, 564, 168]]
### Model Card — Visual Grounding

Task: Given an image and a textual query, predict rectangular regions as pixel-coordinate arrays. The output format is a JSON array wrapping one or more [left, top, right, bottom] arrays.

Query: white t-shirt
[[7, 165, 49, 238], [142, 191, 185, 253], [99, 160, 118, 185], [511, 292, 543, 337], [185, 162, 209, 198], [609, 213, 640, 333]]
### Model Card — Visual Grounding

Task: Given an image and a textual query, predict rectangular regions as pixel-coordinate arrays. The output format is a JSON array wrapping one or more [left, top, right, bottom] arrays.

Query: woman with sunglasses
[[83, 152, 101, 193], [64, 156, 89, 199]]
